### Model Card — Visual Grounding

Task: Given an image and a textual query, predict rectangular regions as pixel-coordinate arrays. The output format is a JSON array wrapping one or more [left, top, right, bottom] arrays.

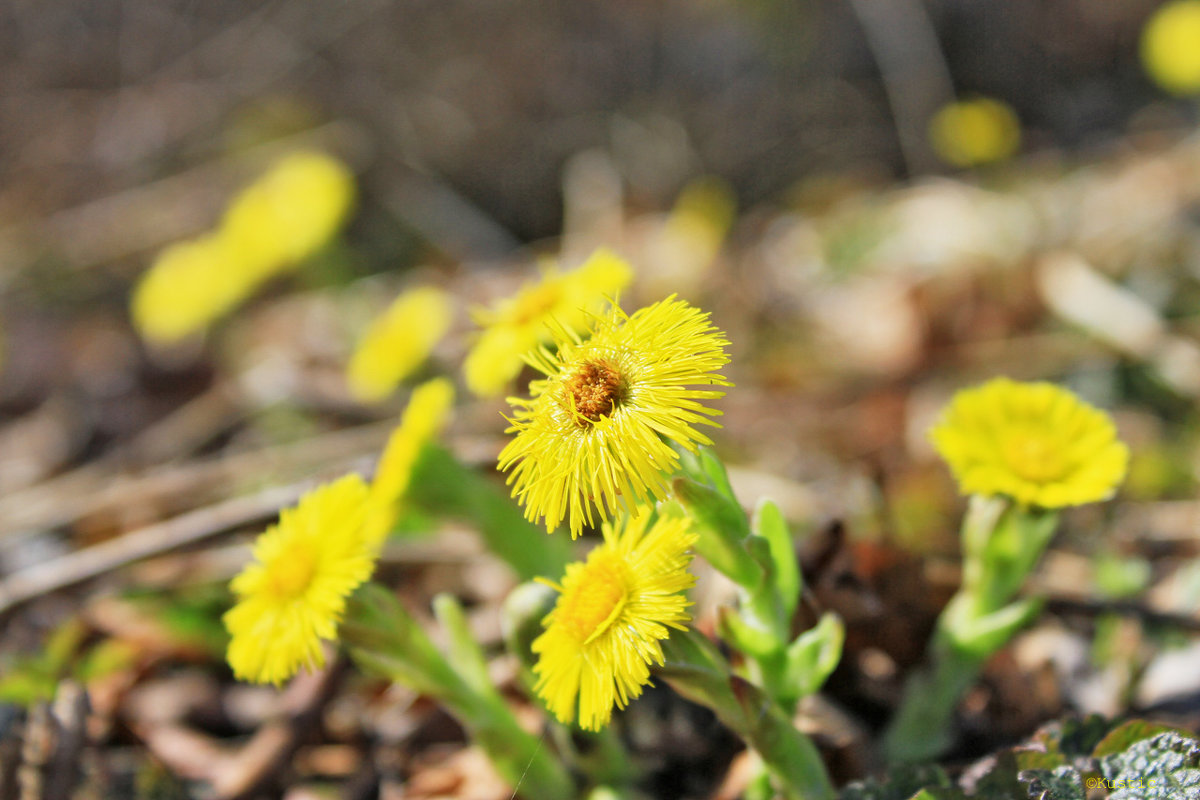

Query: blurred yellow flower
[[463, 249, 633, 397], [931, 378, 1128, 508], [131, 235, 254, 344], [221, 150, 356, 271], [1141, 0, 1200, 95], [642, 177, 736, 298], [533, 510, 697, 731], [346, 286, 454, 403], [498, 296, 729, 538], [131, 151, 355, 345], [928, 97, 1021, 168], [364, 377, 455, 545], [224, 474, 378, 685]]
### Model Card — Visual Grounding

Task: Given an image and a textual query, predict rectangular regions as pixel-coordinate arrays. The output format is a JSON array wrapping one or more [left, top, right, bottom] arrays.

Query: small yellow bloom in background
[[131, 151, 355, 346], [931, 377, 1129, 508], [346, 286, 454, 403], [364, 377, 455, 545], [224, 474, 379, 685], [499, 295, 730, 538], [463, 249, 634, 397], [533, 510, 697, 731], [131, 235, 255, 344], [221, 151, 356, 271], [1141, 0, 1200, 95], [928, 97, 1021, 168], [642, 177, 736, 299]]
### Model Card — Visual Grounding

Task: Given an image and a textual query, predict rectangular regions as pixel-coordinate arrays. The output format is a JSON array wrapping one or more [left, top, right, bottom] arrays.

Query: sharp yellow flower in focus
[[533, 510, 697, 731], [131, 235, 256, 344], [221, 150, 356, 271], [224, 474, 379, 685], [931, 378, 1129, 508], [464, 249, 634, 397], [928, 97, 1021, 168], [1141, 0, 1200, 95], [499, 295, 729, 538], [364, 377, 455, 545], [346, 286, 454, 403]]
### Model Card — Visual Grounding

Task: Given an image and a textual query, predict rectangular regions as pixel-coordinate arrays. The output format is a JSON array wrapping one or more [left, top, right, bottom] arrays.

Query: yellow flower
[[364, 377, 455, 545], [131, 234, 258, 344], [224, 474, 378, 685], [533, 510, 697, 731], [131, 151, 355, 345], [928, 97, 1021, 168], [346, 286, 454, 402], [221, 151, 356, 271], [1142, 0, 1200, 95], [931, 378, 1129, 508], [464, 249, 634, 396], [498, 296, 729, 538]]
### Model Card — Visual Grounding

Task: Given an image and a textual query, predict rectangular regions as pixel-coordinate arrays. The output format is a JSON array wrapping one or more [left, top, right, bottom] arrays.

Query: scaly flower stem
[[884, 496, 1058, 764], [343, 584, 574, 800], [660, 629, 835, 800]]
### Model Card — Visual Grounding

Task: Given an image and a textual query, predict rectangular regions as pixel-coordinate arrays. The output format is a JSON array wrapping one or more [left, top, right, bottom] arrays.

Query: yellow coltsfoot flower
[[928, 97, 1021, 168], [346, 286, 454, 403], [498, 295, 730, 538], [1141, 0, 1200, 95], [363, 377, 455, 545], [464, 249, 633, 397], [931, 377, 1128, 508], [224, 474, 379, 685], [533, 510, 697, 731]]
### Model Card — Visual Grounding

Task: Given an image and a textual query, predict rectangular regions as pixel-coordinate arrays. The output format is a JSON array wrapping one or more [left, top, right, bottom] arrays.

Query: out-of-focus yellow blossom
[[131, 235, 255, 344], [928, 97, 1021, 168], [533, 510, 697, 731], [364, 377, 455, 544], [221, 151, 356, 272], [346, 286, 454, 403], [499, 296, 730, 538], [224, 474, 378, 685], [643, 178, 735, 298], [931, 378, 1128, 508], [1141, 0, 1200, 95], [131, 151, 355, 345], [463, 249, 634, 397]]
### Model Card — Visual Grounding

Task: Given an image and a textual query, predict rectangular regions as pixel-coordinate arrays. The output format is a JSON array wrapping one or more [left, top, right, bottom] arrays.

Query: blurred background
[[5, 0, 1200, 797]]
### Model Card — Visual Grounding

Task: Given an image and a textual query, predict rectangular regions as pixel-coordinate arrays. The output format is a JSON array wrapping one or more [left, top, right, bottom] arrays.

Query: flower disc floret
[[498, 295, 730, 538], [532, 511, 697, 730], [931, 378, 1128, 508], [224, 474, 378, 685]]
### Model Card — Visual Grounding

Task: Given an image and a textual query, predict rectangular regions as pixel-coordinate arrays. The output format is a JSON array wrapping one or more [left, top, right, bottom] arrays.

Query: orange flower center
[[558, 553, 629, 644], [1000, 430, 1068, 484], [563, 359, 625, 425], [266, 548, 317, 599]]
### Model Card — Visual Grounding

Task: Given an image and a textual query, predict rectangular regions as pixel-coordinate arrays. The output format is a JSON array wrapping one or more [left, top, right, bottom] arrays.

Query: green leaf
[[407, 445, 573, 581], [670, 478, 760, 588], [432, 594, 492, 697], [1092, 721, 1192, 759], [718, 606, 779, 659], [785, 613, 844, 699], [753, 499, 802, 619], [943, 596, 1042, 660], [1100, 732, 1200, 800]]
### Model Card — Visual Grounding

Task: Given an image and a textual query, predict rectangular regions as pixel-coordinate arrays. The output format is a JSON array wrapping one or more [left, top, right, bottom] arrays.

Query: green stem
[[883, 496, 1058, 764], [882, 635, 984, 763], [660, 629, 835, 800], [343, 584, 574, 800]]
